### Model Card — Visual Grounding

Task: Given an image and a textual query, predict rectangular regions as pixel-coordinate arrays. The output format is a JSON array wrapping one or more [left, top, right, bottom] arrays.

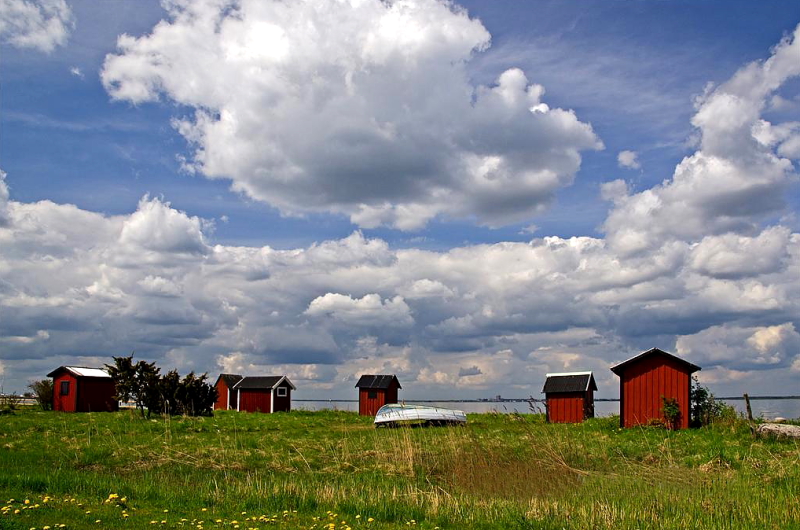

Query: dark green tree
[[106, 355, 162, 418], [107, 355, 217, 417], [175, 372, 217, 416], [159, 369, 182, 415]]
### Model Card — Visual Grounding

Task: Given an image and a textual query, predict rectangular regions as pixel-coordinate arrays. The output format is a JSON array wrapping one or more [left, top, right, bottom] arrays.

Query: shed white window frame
[[276, 386, 288, 397]]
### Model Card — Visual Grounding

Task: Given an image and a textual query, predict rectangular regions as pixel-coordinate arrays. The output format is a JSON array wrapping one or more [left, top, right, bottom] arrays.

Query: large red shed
[[542, 371, 597, 423], [213, 373, 242, 410], [611, 348, 700, 429], [47, 366, 118, 413], [232, 376, 295, 413], [355, 375, 401, 416]]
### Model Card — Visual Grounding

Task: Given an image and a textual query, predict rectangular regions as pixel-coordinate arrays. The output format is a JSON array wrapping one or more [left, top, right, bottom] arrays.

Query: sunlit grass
[[1, 408, 799, 529]]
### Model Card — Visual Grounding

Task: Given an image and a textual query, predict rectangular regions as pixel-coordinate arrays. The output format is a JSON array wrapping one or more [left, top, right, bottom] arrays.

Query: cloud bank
[[3, 10, 800, 398], [101, 0, 601, 230]]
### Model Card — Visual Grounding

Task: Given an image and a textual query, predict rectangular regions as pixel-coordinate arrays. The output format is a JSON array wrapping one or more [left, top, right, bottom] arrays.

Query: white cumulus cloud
[[603, 24, 800, 256], [0, 0, 73, 52], [617, 150, 640, 169], [306, 293, 414, 328], [101, 0, 601, 230], [676, 323, 800, 370]]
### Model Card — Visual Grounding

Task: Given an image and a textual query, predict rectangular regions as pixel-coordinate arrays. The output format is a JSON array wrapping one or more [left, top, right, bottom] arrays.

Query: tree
[[175, 372, 217, 416], [159, 369, 182, 415], [27, 379, 53, 411], [106, 355, 217, 417], [106, 355, 162, 418]]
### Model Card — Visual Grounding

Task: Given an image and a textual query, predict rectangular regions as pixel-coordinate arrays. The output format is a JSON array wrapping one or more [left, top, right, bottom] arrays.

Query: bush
[[690, 376, 736, 427], [0, 393, 22, 414], [160, 370, 217, 416], [661, 397, 682, 430], [27, 379, 53, 411], [174, 371, 217, 416]]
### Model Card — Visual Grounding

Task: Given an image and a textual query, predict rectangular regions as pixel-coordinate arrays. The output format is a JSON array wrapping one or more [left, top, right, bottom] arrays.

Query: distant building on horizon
[[215, 375, 295, 413], [542, 371, 597, 423], [355, 375, 401, 416]]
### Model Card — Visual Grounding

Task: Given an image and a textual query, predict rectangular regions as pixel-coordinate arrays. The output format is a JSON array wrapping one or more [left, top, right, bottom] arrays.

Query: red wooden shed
[[231, 376, 295, 413], [542, 371, 597, 423], [355, 375, 401, 416], [611, 348, 700, 429], [47, 366, 119, 413], [214, 373, 242, 410]]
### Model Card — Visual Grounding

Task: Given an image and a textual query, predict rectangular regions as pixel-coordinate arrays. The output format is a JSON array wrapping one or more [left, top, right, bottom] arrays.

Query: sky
[[1, 0, 800, 400]]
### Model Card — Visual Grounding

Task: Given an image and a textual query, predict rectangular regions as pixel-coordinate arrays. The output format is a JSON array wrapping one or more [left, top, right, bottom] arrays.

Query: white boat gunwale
[[373, 403, 467, 427]]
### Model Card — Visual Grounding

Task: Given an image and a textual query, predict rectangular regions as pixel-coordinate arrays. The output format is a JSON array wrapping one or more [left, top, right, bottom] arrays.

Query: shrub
[[690, 377, 736, 427], [160, 370, 217, 416], [0, 392, 22, 414], [174, 371, 217, 416], [27, 379, 53, 411], [661, 396, 682, 429]]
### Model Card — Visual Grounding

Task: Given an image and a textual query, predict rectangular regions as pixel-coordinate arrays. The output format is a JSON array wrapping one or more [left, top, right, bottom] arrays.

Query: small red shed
[[542, 371, 597, 423], [232, 376, 295, 413], [47, 366, 118, 413], [611, 348, 700, 429], [355, 375, 401, 416], [214, 373, 242, 410]]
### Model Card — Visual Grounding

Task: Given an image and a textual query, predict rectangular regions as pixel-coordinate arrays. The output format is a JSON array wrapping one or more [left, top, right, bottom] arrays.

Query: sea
[[295, 397, 800, 420]]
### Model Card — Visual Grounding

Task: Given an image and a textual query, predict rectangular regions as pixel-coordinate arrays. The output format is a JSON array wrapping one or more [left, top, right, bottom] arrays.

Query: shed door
[[53, 373, 77, 412], [273, 384, 291, 412]]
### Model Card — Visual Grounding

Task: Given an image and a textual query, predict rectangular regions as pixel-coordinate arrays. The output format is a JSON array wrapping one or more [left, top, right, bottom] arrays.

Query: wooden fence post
[[744, 393, 755, 436]]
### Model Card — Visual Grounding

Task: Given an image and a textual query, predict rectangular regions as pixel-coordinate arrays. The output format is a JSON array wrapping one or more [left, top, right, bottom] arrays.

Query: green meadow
[[1, 408, 800, 529]]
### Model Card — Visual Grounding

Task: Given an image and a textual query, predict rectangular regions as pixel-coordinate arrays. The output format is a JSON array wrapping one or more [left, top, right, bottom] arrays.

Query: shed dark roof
[[610, 348, 701, 376], [355, 374, 402, 389], [232, 375, 295, 390], [542, 372, 597, 394], [215, 374, 242, 388]]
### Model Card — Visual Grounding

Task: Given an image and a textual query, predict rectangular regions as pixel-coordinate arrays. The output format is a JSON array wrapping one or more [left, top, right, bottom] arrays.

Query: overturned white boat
[[374, 403, 467, 427]]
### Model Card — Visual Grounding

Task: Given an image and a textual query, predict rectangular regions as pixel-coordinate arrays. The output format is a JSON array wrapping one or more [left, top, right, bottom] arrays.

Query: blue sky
[[1, 0, 800, 399]]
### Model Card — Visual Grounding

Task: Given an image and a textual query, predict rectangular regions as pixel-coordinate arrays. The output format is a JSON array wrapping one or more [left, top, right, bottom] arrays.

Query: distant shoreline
[[293, 395, 800, 403]]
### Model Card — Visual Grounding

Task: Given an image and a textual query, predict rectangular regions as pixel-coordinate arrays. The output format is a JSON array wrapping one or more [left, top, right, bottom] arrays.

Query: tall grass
[[1, 409, 800, 529]]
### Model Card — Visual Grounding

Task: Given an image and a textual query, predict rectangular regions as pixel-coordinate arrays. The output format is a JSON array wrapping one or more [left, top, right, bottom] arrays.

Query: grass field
[[1, 408, 800, 529]]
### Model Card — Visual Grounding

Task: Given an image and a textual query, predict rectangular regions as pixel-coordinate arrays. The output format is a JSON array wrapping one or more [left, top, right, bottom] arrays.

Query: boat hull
[[374, 404, 467, 427]]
